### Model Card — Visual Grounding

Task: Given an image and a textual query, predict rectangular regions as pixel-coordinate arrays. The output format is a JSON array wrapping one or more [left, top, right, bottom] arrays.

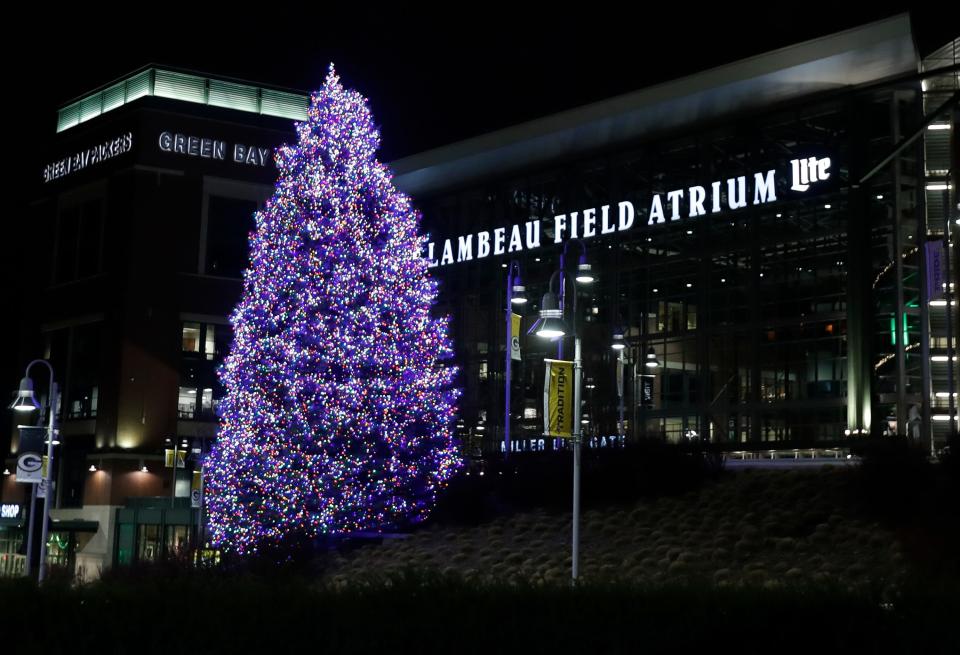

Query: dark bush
[[430, 439, 723, 526], [2, 569, 958, 653], [849, 436, 933, 520]]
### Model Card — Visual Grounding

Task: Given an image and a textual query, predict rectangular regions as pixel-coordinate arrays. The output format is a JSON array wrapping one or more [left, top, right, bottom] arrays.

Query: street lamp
[[8, 360, 58, 583], [537, 260, 587, 583], [612, 327, 627, 439], [575, 253, 595, 284], [611, 327, 626, 351], [504, 261, 527, 457], [645, 346, 660, 368], [9, 377, 41, 413], [535, 289, 567, 339]]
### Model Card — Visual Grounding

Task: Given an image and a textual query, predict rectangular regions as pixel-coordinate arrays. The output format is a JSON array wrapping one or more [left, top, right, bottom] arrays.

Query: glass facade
[[180, 321, 230, 420], [417, 76, 955, 453], [115, 501, 199, 565]]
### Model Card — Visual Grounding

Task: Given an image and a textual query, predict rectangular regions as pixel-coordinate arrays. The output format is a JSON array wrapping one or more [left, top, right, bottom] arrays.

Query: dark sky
[[8, 6, 955, 208], [1, 6, 954, 375], [18, 7, 955, 154]]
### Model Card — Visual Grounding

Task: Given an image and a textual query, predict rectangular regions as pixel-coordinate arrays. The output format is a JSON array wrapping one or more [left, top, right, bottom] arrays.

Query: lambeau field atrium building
[[2, 14, 958, 579]]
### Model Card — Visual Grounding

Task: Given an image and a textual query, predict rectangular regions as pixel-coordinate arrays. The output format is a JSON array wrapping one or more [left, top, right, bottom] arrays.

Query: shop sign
[[43, 133, 133, 183], [0, 504, 20, 519], [425, 156, 832, 267]]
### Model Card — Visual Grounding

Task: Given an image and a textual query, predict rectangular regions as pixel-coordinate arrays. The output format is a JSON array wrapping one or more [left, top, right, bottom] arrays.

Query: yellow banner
[[164, 449, 186, 469], [511, 313, 521, 361], [544, 359, 574, 438]]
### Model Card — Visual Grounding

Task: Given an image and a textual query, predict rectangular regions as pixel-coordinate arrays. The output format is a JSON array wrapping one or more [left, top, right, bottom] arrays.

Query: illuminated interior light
[[932, 415, 958, 422], [927, 123, 951, 130], [926, 183, 952, 191], [935, 392, 958, 398], [824, 204, 832, 209]]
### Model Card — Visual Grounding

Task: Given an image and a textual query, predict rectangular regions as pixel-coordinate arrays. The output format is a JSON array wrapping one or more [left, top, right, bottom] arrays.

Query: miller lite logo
[[790, 156, 831, 192]]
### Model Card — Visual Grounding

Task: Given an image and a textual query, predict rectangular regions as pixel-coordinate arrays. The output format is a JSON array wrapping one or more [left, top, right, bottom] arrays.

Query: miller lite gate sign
[[426, 156, 833, 267]]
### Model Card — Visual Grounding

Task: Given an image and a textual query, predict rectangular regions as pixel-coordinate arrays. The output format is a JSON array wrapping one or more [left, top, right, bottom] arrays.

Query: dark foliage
[[1, 569, 957, 654], [849, 436, 935, 519], [849, 437, 960, 582], [431, 440, 724, 525]]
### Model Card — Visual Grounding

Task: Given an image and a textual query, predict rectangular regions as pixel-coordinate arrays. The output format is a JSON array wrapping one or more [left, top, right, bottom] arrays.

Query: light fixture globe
[[611, 327, 626, 350], [536, 290, 567, 338], [510, 275, 528, 305], [645, 346, 660, 368], [8, 377, 40, 412], [575, 253, 594, 284]]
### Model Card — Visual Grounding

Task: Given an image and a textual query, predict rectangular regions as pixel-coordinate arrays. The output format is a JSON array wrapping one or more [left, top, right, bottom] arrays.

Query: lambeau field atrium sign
[[425, 156, 831, 267]]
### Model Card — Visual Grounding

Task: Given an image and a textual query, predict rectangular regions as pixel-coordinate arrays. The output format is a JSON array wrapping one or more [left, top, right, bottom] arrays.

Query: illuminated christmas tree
[[205, 67, 461, 555]]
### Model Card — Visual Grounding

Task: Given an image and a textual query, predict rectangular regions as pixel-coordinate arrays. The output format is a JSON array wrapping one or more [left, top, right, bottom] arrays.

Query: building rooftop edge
[[58, 63, 310, 109], [390, 13, 919, 196]]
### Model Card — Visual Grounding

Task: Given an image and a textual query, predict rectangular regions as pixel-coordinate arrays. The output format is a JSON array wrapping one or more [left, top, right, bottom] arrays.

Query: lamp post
[[8, 360, 58, 584], [639, 345, 660, 439], [612, 326, 627, 439], [536, 247, 592, 583], [504, 261, 527, 458], [554, 242, 594, 360]]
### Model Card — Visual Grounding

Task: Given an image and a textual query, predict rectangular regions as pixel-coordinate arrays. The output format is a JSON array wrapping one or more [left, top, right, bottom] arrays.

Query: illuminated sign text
[[426, 157, 831, 267]]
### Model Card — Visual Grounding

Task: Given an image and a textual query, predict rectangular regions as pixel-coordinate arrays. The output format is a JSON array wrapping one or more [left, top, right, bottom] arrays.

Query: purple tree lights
[[205, 67, 461, 555]]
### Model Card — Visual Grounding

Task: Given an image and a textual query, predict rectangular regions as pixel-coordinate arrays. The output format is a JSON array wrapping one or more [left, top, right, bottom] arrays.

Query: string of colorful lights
[[205, 66, 462, 555]]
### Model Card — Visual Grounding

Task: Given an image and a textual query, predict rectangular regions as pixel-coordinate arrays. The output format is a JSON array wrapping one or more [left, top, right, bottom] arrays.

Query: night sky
[[5, 7, 954, 265], [17, 7, 955, 165]]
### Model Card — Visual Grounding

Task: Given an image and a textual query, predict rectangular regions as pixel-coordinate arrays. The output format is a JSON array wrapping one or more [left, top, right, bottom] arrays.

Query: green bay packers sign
[[544, 359, 574, 438]]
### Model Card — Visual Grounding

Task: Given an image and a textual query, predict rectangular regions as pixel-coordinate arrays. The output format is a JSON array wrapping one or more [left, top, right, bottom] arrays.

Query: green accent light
[[889, 314, 909, 346], [57, 68, 309, 133]]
